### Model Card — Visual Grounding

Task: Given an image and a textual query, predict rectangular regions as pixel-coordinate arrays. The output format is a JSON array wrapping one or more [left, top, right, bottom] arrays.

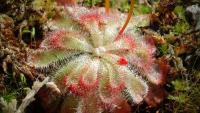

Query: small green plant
[[171, 5, 190, 34], [168, 72, 200, 113]]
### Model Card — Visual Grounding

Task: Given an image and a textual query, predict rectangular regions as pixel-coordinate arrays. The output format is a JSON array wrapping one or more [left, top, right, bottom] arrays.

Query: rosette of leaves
[[28, 5, 168, 113]]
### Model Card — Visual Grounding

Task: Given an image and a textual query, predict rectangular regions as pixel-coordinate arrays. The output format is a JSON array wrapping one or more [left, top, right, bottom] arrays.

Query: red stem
[[116, 0, 134, 40], [105, 0, 110, 15]]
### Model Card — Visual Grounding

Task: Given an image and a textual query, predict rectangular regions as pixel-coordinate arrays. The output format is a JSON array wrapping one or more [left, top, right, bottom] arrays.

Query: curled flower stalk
[[28, 4, 167, 113]]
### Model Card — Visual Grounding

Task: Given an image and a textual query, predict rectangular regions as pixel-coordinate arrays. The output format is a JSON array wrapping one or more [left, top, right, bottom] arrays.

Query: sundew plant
[[28, 0, 168, 112]]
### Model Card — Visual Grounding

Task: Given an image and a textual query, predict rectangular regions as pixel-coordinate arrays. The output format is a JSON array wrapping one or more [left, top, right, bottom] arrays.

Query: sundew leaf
[[60, 35, 93, 51], [48, 11, 89, 36], [117, 66, 148, 103], [125, 74, 148, 103], [49, 14, 86, 33], [53, 55, 91, 83], [28, 49, 80, 68]]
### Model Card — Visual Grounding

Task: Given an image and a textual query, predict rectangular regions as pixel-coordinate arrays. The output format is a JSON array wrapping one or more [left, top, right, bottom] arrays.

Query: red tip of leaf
[[118, 57, 128, 65], [68, 84, 84, 96], [78, 75, 98, 91]]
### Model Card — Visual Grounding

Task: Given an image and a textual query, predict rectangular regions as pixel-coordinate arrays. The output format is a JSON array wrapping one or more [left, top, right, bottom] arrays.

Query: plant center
[[93, 46, 106, 57]]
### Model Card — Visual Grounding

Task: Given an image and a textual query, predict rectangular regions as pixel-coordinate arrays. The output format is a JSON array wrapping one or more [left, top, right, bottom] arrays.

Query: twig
[[15, 77, 50, 113]]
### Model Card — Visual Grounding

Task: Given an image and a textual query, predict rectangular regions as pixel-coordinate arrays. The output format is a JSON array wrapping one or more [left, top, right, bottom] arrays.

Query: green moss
[[172, 20, 190, 34], [158, 44, 169, 55], [2, 93, 16, 103], [174, 5, 186, 20], [134, 4, 152, 16], [168, 72, 200, 113], [168, 93, 188, 103], [82, 0, 102, 7], [172, 5, 190, 34], [171, 79, 189, 91]]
